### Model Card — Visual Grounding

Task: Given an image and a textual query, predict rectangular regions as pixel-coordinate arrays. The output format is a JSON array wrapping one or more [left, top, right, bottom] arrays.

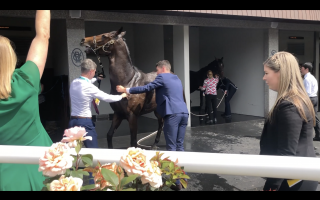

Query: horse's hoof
[[151, 145, 158, 150]]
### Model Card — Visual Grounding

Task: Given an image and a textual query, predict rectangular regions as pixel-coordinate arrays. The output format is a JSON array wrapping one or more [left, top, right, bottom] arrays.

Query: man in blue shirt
[[116, 60, 189, 151], [300, 62, 320, 141]]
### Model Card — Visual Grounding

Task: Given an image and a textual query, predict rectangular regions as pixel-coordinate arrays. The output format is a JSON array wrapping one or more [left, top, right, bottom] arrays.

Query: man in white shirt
[[69, 59, 127, 149], [300, 62, 320, 141]]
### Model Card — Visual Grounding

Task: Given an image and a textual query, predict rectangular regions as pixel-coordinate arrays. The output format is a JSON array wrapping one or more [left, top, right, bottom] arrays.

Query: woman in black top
[[261, 51, 318, 191]]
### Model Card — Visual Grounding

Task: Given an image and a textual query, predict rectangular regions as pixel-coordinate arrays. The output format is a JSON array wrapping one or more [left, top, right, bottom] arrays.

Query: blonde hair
[[264, 51, 315, 125], [0, 35, 17, 100]]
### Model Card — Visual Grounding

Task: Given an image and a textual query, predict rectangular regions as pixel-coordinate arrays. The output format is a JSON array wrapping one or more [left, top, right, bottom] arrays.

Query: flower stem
[[76, 154, 80, 171]]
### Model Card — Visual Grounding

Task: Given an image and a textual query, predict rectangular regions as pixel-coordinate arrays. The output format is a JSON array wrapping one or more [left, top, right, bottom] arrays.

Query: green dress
[[0, 61, 53, 191]]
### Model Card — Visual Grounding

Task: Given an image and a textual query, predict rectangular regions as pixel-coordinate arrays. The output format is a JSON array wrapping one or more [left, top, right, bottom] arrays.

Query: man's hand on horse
[[98, 75, 104, 80], [121, 93, 128, 98], [116, 85, 126, 93]]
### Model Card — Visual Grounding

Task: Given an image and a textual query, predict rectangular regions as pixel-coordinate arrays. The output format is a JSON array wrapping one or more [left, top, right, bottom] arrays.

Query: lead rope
[[190, 92, 226, 117], [137, 125, 164, 149]]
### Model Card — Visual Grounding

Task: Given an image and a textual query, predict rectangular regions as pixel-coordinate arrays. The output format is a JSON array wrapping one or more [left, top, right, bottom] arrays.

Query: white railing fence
[[1, 145, 320, 182]]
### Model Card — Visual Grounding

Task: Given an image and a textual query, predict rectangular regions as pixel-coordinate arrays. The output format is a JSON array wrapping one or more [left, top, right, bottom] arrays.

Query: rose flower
[[39, 142, 74, 177], [141, 160, 163, 188], [61, 126, 92, 148], [119, 147, 150, 176], [49, 175, 83, 191]]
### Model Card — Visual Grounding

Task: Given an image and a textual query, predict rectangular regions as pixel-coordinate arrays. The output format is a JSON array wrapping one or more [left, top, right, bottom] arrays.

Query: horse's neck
[[108, 48, 135, 86]]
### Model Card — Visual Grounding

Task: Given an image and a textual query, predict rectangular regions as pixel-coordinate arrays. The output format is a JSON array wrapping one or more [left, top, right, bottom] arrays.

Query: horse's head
[[210, 57, 224, 78], [80, 27, 126, 56]]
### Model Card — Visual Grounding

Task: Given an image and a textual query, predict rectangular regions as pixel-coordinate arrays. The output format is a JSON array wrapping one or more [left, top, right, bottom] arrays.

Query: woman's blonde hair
[[264, 51, 315, 125], [0, 35, 17, 100]]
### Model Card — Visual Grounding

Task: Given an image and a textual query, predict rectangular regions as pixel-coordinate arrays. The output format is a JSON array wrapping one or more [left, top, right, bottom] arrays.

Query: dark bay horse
[[190, 58, 224, 110], [80, 27, 164, 150]]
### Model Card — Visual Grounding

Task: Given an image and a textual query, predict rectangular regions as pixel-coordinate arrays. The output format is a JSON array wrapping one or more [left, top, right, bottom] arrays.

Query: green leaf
[[121, 188, 136, 191], [81, 154, 93, 167], [161, 161, 171, 169], [65, 169, 71, 177], [70, 170, 83, 179], [120, 174, 138, 187], [180, 178, 187, 189], [75, 141, 81, 154], [149, 186, 157, 191], [179, 174, 190, 179], [165, 181, 172, 186], [46, 183, 51, 191], [169, 162, 174, 172], [172, 175, 178, 180], [101, 168, 119, 187], [43, 175, 61, 185], [77, 169, 90, 176], [80, 184, 96, 191]]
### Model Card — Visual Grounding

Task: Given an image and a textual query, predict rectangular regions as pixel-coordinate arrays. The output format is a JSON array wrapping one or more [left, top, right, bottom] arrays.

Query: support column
[[66, 19, 86, 88], [313, 32, 320, 111], [264, 28, 278, 118], [173, 25, 191, 127]]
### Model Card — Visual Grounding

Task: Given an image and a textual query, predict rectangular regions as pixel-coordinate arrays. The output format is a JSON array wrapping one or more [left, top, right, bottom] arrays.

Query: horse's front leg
[[151, 111, 164, 150], [107, 113, 123, 149], [128, 113, 138, 148]]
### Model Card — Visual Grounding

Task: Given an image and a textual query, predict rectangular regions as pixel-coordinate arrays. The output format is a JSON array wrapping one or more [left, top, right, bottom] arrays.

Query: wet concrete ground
[[48, 108, 320, 191]]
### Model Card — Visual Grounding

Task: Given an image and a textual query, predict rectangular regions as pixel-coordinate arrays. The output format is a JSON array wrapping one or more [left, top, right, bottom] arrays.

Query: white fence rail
[[1, 145, 320, 182]]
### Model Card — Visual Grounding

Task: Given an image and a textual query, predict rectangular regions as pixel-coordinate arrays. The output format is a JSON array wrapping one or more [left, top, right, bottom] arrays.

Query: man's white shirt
[[70, 76, 122, 117], [303, 72, 318, 97]]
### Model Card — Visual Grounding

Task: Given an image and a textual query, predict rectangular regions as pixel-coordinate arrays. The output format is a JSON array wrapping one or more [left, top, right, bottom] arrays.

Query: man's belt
[[71, 116, 92, 119]]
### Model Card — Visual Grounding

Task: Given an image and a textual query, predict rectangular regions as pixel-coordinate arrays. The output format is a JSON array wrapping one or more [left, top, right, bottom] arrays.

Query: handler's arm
[[126, 75, 164, 94]]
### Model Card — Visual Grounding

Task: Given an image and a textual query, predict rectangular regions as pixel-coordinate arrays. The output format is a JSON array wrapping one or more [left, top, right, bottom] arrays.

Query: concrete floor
[[48, 109, 320, 191]]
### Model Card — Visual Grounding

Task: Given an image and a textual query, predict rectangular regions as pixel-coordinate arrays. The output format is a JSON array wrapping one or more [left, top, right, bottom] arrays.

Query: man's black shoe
[[206, 120, 213, 124], [170, 183, 182, 191], [224, 115, 231, 118], [313, 137, 320, 141], [221, 113, 226, 117]]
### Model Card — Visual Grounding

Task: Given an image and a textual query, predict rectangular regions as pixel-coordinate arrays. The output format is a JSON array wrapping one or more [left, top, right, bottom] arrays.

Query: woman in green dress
[[0, 10, 52, 191]]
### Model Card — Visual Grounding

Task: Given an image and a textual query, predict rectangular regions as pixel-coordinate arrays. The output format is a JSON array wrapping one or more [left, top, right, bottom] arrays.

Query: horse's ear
[[116, 27, 123, 36], [221, 57, 224, 61], [120, 31, 126, 37]]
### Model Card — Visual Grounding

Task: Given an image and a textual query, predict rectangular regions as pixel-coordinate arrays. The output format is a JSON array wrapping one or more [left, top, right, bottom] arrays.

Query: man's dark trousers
[[68, 118, 98, 185], [163, 113, 189, 151], [310, 97, 320, 138], [224, 87, 237, 116]]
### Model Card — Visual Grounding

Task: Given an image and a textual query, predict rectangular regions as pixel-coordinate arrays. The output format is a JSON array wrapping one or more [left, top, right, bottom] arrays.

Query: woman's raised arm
[[26, 10, 51, 78]]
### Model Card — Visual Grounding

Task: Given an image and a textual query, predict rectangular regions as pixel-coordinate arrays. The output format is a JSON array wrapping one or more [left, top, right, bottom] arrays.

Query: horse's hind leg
[[151, 111, 164, 150], [107, 113, 123, 149], [128, 113, 138, 148]]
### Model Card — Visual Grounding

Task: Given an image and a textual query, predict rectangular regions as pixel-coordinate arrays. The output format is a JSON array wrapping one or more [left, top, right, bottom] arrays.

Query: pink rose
[[61, 126, 92, 148], [49, 175, 83, 191], [141, 161, 163, 188], [39, 142, 74, 177], [119, 147, 150, 176]]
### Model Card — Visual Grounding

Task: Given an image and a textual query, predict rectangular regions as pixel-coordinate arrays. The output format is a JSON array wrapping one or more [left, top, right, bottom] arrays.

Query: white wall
[[279, 30, 314, 64], [199, 27, 265, 117], [189, 27, 201, 107], [85, 22, 165, 116]]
